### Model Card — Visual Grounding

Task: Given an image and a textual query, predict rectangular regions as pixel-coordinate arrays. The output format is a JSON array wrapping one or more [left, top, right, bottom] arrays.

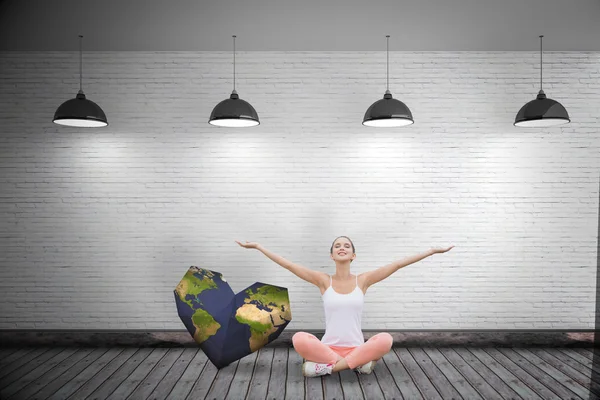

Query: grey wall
[[0, 49, 598, 330], [1, 0, 600, 51]]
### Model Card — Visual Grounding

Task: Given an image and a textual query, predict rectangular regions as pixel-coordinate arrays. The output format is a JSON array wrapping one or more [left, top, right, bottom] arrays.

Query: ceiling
[[1, 0, 599, 51]]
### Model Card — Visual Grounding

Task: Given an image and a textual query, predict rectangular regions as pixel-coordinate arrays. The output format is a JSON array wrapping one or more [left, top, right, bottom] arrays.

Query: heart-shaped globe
[[174, 266, 292, 369]]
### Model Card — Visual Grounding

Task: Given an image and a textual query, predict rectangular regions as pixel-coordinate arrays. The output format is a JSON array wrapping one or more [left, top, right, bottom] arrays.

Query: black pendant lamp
[[209, 35, 259, 127], [363, 35, 413, 127], [514, 35, 570, 127], [53, 35, 108, 127]]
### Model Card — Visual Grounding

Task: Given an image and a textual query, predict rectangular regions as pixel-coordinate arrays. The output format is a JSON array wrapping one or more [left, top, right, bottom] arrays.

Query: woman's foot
[[354, 360, 377, 374], [302, 361, 335, 377]]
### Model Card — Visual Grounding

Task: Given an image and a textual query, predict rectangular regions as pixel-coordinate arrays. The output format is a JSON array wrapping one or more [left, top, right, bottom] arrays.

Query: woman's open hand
[[235, 240, 260, 249], [431, 245, 454, 254]]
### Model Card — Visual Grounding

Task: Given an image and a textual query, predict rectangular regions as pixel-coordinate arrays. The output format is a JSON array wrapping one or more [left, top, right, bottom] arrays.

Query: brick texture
[[0, 51, 598, 329]]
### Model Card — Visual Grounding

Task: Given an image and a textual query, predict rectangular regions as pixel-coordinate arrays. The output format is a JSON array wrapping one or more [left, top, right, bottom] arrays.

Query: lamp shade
[[53, 91, 108, 127], [363, 90, 413, 127], [209, 91, 259, 127], [514, 90, 569, 127]]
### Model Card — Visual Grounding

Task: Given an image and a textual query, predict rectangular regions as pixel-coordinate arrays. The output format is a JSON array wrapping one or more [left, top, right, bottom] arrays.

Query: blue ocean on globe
[[174, 266, 291, 368]]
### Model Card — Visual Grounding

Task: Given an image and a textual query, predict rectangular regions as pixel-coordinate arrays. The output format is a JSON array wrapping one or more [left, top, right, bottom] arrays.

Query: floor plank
[[0, 348, 49, 380], [453, 347, 521, 399], [322, 370, 343, 400], [304, 357, 324, 399], [491, 347, 580, 400], [356, 361, 385, 399], [47, 348, 124, 400], [66, 347, 139, 400], [147, 347, 198, 400], [422, 347, 482, 399], [0, 348, 78, 399], [572, 348, 594, 360], [371, 355, 405, 400], [395, 347, 441, 399], [11, 348, 95, 400], [2, 345, 600, 400], [127, 348, 185, 400], [204, 358, 239, 400], [558, 348, 595, 368], [547, 348, 598, 382], [184, 349, 219, 400], [0, 348, 36, 371], [105, 347, 169, 400], [247, 347, 274, 400], [86, 347, 154, 400], [0, 348, 22, 361], [266, 347, 288, 400], [285, 348, 305, 400], [527, 348, 600, 397], [481, 347, 563, 399], [410, 347, 462, 399], [437, 347, 502, 400], [467, 347, 543, 399], [165, 348, 208, 400], [226, 351, 259, 400], [338, 367, 363, 400], [28, 348, 108, 400], [0, 348, 64, 390], [511, 347, 593, 399]]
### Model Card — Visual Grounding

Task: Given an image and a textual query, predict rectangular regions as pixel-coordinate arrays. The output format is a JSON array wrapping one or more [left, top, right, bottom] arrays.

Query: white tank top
[[320, 274, 365, 347]]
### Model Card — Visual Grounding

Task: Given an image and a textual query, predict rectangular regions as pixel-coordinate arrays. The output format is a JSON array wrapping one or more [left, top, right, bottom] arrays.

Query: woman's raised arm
[[235, 240, 325, 287], [236, 240, 293, 269]]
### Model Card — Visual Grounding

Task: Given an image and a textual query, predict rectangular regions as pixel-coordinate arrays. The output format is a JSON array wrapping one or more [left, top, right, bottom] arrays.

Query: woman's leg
[[343, 332, 394, 370], [292, 332, 341, 365]]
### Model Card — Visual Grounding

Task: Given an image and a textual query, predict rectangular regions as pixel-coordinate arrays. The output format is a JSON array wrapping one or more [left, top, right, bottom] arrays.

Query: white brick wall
[[0, 51, 598, 330]]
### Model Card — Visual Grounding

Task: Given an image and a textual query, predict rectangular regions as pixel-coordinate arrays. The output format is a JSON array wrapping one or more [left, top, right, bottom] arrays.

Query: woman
[[236, 237, 454, 377]]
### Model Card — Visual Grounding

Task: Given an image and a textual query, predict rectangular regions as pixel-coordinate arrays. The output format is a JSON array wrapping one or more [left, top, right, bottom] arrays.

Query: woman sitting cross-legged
[[236, 236, 454, 377]]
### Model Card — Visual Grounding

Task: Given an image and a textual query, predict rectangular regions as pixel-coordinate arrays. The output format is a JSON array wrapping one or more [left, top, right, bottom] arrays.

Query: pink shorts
[[291, 331, 393, 370]]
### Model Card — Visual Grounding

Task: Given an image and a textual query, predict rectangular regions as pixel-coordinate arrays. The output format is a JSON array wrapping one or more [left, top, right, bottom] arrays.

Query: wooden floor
[[1, 346, 599, 400]]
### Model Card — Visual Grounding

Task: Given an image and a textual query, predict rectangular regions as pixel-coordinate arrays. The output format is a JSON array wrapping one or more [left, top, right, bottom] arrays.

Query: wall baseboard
[[0, 330, 595, 347]]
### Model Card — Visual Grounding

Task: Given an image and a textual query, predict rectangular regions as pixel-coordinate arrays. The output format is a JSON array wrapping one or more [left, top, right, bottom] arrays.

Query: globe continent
[[175, 267, 222, 344], [235, 285, 292, 352]]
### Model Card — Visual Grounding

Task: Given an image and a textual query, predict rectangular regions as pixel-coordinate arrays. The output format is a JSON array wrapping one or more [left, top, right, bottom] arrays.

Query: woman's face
[[331, 238, 355, 262]]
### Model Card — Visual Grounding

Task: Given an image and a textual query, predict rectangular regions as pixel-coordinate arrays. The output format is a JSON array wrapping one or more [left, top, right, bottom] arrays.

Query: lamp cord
[[386, 35, 390, 91], [233, 35, 236, 91], [79, 35, 83, 92], [539, 35, 543, 91]]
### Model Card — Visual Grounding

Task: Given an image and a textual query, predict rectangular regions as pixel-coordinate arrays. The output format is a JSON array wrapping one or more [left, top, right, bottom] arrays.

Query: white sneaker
[[302, 361, 334, 377], [354, 360, 376, 374]]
